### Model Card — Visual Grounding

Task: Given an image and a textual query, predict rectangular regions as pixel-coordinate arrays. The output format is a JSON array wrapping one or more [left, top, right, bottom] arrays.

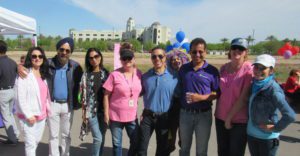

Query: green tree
[[143, 41, 155, 51], [220, 38, 229, 51], [0, 34, 4, 40], [128, 39, 142, 52], [282, 38, 290, 43], [265, 35, 277, 41]]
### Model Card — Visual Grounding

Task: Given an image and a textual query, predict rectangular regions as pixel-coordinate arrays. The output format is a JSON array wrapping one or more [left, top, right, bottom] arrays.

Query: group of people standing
[[0, 36, 296, 156]]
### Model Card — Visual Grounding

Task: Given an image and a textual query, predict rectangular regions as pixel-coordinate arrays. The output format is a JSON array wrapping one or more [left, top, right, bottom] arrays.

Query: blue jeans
[[248, 135, 279, 156], [215, 118, 247, 156], [89, 113, 107, 156], [110, 119, 139, 156], [138, 110, 170, 156], [179, 109, 212, 156]]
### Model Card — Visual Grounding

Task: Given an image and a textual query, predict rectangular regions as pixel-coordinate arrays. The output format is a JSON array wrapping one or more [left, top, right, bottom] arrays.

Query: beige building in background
[[122, 18, 172, 44], [69, 29, 123, 42], [69, 17, 171, 44]]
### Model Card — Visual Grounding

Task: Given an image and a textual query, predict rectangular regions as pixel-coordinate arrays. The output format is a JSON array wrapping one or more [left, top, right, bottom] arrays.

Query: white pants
[[20, 119, 46, 156], [48, 102, 73, 156]]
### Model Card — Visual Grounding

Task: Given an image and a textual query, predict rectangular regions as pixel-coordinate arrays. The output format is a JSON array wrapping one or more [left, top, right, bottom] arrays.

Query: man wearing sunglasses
[[18, 37, 83, 156], [138, 47, 179, 156], [178, 38, 220, 156]]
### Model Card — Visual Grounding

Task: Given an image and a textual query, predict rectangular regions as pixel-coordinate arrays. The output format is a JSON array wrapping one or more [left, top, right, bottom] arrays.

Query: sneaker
[[1, 139, 18, 146]]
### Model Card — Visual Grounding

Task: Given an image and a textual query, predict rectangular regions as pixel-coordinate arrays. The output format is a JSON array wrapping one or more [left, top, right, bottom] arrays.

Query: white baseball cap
[[253, 54, 276, 68]]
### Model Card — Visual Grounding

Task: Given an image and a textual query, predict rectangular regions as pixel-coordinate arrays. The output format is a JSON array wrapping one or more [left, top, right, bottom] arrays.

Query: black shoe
[[1, 139, 18, 146]]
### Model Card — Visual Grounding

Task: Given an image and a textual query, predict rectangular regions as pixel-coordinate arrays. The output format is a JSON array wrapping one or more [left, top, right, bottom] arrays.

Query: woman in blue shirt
[[247, 54, 296, 156]]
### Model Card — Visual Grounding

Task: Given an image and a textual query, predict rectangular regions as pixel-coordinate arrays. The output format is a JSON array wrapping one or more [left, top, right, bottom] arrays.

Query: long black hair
[[24, 47, 49, 80], [84, 48, 104, 72]]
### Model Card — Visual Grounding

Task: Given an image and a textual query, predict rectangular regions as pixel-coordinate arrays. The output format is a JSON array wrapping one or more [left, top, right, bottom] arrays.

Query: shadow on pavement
[[280, 135, 300, 143], [0, 141, 129, 156]]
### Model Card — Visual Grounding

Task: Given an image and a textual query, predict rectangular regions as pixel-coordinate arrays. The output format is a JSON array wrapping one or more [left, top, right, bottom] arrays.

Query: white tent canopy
[[0, 6, 37, 45]]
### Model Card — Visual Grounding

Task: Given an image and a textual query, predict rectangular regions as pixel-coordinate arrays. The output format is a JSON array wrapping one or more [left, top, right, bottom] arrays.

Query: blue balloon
[[176, 31, 185, 43], [173, 42, 181, 48], [182, 42, 190, 52], [166, 45, 173, 52]]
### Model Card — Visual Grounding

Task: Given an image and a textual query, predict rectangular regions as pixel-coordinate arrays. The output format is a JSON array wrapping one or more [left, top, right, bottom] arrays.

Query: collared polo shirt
[[0, 55, 17, 88], [53, 63, 68, 100], [142, 68, 178, 113], [179, 61, 220, 109]]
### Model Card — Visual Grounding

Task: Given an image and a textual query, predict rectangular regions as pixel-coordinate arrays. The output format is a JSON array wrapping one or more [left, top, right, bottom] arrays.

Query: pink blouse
[[215, 61, 253, 123], [103, 68, 142, 122]]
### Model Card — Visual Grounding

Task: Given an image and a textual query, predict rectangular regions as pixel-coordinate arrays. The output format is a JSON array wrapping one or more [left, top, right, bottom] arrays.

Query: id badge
[[129, 99, 134, 107]]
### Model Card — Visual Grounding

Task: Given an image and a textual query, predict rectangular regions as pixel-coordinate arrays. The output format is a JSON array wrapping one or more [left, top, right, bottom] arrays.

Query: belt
[[143, 109, 168, 118], [0, 86, 13, 90], [54, 100, 68, 104], [182, 107, 211, 114]]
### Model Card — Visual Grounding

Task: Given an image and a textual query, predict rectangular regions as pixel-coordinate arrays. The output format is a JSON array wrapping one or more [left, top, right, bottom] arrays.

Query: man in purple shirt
[[178, 38, 220, 156]]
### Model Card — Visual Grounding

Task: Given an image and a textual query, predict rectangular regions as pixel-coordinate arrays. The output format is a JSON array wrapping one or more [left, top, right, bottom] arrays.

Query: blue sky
[[1, 0, 300, 43]]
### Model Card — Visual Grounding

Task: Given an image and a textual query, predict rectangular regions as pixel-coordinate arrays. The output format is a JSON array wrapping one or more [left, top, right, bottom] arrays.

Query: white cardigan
[[14, 69, 51, 119]]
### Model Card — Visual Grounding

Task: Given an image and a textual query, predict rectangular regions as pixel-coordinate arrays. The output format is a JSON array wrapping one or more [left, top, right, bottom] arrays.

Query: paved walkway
[[1, 102, 299, 156]]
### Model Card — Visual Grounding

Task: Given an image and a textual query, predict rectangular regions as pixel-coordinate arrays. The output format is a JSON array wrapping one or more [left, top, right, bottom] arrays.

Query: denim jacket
[[249, 78, 296, 132]]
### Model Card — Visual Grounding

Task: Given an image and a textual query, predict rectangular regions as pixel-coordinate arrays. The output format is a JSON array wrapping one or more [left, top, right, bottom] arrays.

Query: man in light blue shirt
[[138, 47, 178, 156]]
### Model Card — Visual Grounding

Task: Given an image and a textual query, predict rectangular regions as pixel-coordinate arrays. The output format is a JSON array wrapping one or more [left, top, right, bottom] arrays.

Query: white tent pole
[[34, 34, 37, 46]]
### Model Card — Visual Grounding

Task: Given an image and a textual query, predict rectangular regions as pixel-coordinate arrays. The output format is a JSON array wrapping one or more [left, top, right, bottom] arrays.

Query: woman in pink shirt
[[15, 47, 51, 156], [215, 38, 252, 156], [103, 49, 142, 156]]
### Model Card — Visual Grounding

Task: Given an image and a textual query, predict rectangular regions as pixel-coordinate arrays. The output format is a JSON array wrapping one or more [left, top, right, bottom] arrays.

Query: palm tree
[[220, 38, 229, 45], [246, 35, 255, 46], [265, 35, 277, 41], [220, 38, 229, 51]]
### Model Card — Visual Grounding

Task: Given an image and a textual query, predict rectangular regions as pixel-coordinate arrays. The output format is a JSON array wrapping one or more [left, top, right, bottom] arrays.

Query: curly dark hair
[[84, 48, 104, 72], [24, 47, 49, 80]]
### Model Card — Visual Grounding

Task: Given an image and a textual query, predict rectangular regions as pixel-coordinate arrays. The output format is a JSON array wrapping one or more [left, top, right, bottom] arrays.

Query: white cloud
[[67, 0, 300, 43]]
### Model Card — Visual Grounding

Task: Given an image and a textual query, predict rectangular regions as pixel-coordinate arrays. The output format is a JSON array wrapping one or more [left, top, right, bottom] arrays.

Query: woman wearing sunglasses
[[248, 54, 295, 156], [79, 48, 109, 156], [103, 48, 142, 156], [215, 38, 252, 156], [15, 47, 51, 156]]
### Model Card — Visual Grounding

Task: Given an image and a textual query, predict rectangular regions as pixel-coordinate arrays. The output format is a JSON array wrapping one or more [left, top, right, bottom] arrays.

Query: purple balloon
[[283, 50, 292, 59]]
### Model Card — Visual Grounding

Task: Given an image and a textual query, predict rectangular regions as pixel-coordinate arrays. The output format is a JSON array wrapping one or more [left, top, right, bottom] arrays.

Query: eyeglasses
[[231, 46, 246, 51], [191, 50, 205, 55], [254, 64, 267, 71], [58, 48, 71, 54], [31, 54, 43, 59], [89, 54, 100, 60], [151, 54, 164, 60], [121, 56, 133, 61]]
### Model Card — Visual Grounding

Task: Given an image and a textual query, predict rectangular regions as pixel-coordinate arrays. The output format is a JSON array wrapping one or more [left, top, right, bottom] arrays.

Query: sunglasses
[[121, 56, 133, 61], [191, 50, 204, 55], [31, 54, 43, 59], [89, 54, 100, 60], [151, 54, 164, 60], [254, 64, 267, 71], [58, 48, 71, 54], [231, 46, 246, 51]]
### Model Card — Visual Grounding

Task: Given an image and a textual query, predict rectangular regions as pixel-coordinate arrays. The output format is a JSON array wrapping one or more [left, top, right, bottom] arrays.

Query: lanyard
[[123, 71, 134, 98]]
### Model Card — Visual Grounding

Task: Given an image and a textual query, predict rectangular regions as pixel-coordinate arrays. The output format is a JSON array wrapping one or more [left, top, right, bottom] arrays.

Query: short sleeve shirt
[[103, 68, 142, 122], [179, 61, 220, 109], [215, 61, 253, 123]]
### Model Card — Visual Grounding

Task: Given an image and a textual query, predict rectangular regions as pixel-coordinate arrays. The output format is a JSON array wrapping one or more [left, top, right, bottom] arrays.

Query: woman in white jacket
[[15, 47, 51, 156]]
